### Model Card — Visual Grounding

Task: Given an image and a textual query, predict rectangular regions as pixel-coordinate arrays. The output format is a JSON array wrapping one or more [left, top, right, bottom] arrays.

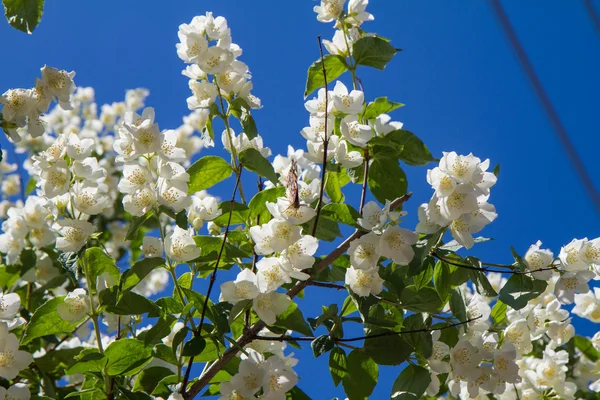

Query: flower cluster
[[417, 152, 498, 249]]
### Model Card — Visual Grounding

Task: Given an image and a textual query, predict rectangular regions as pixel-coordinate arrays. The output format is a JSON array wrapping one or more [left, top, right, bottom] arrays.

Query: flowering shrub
[[0, 1, 599, 399]]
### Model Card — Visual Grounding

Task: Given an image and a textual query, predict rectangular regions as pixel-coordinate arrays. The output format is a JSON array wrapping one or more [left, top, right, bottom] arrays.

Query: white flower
[[332, 81, 364, 115], [0, 291, 24, 330], [0, 383, 30, 400], [581, 237, 600, 265], [379, 225, 417, 265], [142, 237, 163, 258], [304, 87, 334, 116], [554, 270, 594, 304], [0, 89, 34, 123], [57, 289, 88, 322], [558, 238, 589, 272], [547, 318, 575, 347], [427, 167, 457, 198], [165, 227, 200, 262], [573, 288, 600, 322], [22, 196, 51, 228], [249, 220, 302, 255], [187, 194, 221, 229], [415, 203, 443, 234], [341, 115, 372, 148], [159, 179, 191, 212], [176, 21, 209, 64], [187, 80, 217, 110], [260, 356, 298, 397], [256, 257, 292, 293], [504, 319, 532, 354], [266, 197, 316, 225], [123, 186, 157, 216], [55, 219, 95, 252], [218, 382, 250, 400], [198, 46, 234, 75], [372, 113, 403, 136], [524, 240, 555, 280], [428, 330, 451, 374], [345, 266, 384, 297], [72, 182, 110, 215], [252, 292, 291, 325], [220, 269, 260, 303], [118, 164, 152, 194], [348, 232, 381, 270], [438, 152, 482, 185], [449, 339, 481, 376], [229, 351, 265, 396], [323, 28, 358, 57], [0, 322, 32, 380], [72, 157, 106, 181], [65, 133, 94, 160], [133, 268, 169, 297], [40, 65, 76, 110], [335, 139, 363, 168], [280, 235, 318, 273], [160, 130, 188, 162], [38, 160, 71, 198], [357, 201, 386, 232], [0, 233, 24, 265], [347, 0, 374, 26], [493, 344, 520, 383], [314, 0, 346, 23], [436, 184, 479, 221]]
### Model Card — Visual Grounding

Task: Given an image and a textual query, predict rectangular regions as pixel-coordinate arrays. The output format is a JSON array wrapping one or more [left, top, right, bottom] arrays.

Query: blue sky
[[1, 1, 599, 398]]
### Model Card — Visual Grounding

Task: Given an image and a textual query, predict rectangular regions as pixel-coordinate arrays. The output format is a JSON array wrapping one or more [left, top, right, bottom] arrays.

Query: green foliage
[[275, 302, 313, 336], [311, 335, 335, 358], [368, 156, 407, 204], [120, 257, 166, 291], [364, 334, 411, 365], [362, 97, 404, 120], [229, 97, 258, 139], [85, 247, 120, 294], [433, 260, 450, 300], [342, 350, 378, 400], [321, 203, 360, 227], [329, 347, 348, 386], [239, 148, 278, 183], [248, 186, 285, 223], [573, 335, 600, 362], [2, 0, 44, 33], [499, 274, 547, 310], [325, 169, 350, 204], [352, 36, 398, 70], [187, 155, 233, 193], [304, 54, 348, 97], [23, 297, 83, 344], [391, 364, 431, 399], [491, 300, 507, 326], [133, 367, 175, 394], [105, 339, 152, 376]]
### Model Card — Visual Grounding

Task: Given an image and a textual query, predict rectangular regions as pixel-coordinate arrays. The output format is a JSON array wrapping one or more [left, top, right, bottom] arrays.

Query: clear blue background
[[1, 1, 599, 398]]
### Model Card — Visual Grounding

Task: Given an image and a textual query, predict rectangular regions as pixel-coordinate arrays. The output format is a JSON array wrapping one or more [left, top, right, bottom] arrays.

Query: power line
[[582, 0, 600, 38], [488, 0, 600, 215]]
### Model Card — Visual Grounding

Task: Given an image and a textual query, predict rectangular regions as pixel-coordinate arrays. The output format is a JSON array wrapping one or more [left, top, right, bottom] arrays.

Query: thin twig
[[311, 35, 330, 237], [308, 281, 346, 290], [432, 251, 558, 275], [182, 193, 412, 400], [181, 166, 243, 394], [246, 178, 262, 331], [359, 147, 369, 215], [252, 316, 481, 343]]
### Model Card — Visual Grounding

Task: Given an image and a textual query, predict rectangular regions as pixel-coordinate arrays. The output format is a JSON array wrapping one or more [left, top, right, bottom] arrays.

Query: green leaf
[[391, 364, 431, 400], [364, 334, 411, 365], [574, 336, 600, 362], [65, 349, 107, 375], [239, 148, 278, 183], [119, 387, 153, 400], [368, 156, 407, 204], [120, 257, 165, 291], [248, 186, 286, 223], [433, 260, 450, 301], [274, 302, 313, 336], [187, 156, 233, 193], [212, 201, 250, 225], [466, 257, 498, 297], [385, 130, 435, 166], [321, 203, 360, 227], [352, 36, 398, 70], [325, 169, 350, 204], [491, 300, 507, 326], [23, 297, 83, 344], [329, 347, 347, 386], [311, 335, 335, 358], [342, 350, 378, 400], [363, 97, 404, 120], [400, 286, 442, 313], [182, 336, 207, 357], [193, 235, 249, 261], [449, 288, 467, 327], [499, 274, 547, 310], [413, 257, 434, 291], [143, 315, 176, 346], [105, 339, 153, 376], [85, 247, 119, 294], [229, 97, 258, 139], [105, 291, 159, 315], [0, 264, 20, 290], [3, 0, 44, 33], [402, 314, 433, 359], [310, 216, 342, 242], [304, 54, 348, 98], [493, 164, 500, 177], [125, 210, 155, 240]]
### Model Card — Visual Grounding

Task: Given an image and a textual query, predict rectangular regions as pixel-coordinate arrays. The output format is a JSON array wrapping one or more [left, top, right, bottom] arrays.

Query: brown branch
[[311, 35, 330, 237], [359, 147, 369, 215], [182, 192, 412, 399], [181, 166, 243, 394], [252, 315, 481, 343], [432, 251, 558, 275], [308, 281, 346, 290]]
